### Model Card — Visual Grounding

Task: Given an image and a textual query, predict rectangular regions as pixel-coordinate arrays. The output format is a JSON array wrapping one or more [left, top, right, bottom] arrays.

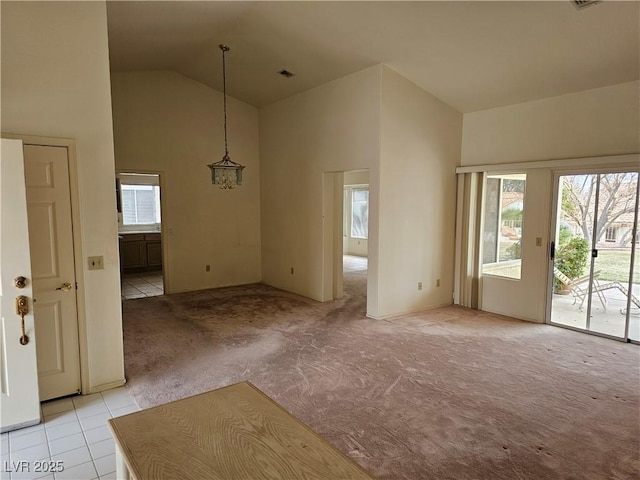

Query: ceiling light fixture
[[572, 0, 600, 9], [279, 69, 296, 78], [207, 44, 244, 189]]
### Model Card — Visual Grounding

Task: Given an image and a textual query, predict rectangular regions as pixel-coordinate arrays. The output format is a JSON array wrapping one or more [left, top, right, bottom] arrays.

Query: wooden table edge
[[107, 381, 375, 480]]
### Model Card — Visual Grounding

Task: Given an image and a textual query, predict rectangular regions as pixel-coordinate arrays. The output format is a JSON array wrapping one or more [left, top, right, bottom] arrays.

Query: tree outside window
[[562, 173, 637, 247]]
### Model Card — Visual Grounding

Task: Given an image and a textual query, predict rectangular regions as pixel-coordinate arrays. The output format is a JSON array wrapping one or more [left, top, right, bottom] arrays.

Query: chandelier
[[207, 44, 245, 189]]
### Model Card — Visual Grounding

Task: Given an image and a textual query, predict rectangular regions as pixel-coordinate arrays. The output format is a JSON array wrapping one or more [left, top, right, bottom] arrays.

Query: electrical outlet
[[436, 279, 440, 287], [205, 265, 210, 272], [418, 282, 423, 290], [88, 256, 104, 270], [536, 237, 542, 247]]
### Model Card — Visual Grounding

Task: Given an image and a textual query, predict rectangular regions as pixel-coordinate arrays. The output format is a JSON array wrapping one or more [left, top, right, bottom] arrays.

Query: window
[[121, 184, 161, 226], [482, 174, 526, 279], [351, 188, 369, 239], [605, 226, 617, 242], [118, 173, 162, 232]]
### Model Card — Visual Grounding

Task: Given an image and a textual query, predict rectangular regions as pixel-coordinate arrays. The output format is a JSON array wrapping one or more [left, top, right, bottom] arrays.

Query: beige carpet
[[122, 268, 639, 479]]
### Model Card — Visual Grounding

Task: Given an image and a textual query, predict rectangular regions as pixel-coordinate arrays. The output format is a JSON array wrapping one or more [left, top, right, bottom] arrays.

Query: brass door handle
[[16, 295, 29, 345], [56, 282, 73, 292]]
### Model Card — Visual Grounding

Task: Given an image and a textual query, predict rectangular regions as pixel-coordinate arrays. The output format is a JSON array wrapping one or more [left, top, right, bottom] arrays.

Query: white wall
[[260, 65, 462, 319], [462, 81, 640, 166], [1, 2, 124, 392], [377, 67, 463, 318], [259, 66, 382, 312], [111, 71, 261, 293]]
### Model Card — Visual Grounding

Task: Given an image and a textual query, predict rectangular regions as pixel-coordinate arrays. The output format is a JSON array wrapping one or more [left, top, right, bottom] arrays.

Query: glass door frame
[[546, 167, 640, 344]]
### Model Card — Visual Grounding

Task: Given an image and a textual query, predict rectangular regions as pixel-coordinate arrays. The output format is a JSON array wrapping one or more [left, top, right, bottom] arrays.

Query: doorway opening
[[548, 171, 639, 342], [117, 172, 165, 300], [343, 172, 369, 297], [322, 169, 371, 307]]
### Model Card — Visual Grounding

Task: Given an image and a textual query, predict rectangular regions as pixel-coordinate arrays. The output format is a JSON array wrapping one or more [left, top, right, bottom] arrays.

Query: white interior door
[[0, 139, 41, 432], [24, 145, 81, 401]]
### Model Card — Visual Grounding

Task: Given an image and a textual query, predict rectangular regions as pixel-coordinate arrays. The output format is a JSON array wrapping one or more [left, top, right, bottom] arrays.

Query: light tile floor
[[1, 388, 139, 480], [121, 272, 163, 300]]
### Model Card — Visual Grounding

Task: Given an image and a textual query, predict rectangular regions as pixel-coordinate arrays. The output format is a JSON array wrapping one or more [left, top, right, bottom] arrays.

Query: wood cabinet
[[119, 233, 162, 273], [120, 236, 146, 269], [146, 239, 163, 268]]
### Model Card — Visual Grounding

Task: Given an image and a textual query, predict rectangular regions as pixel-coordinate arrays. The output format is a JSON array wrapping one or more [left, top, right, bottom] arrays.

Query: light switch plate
[[88, 256, 104, 270]]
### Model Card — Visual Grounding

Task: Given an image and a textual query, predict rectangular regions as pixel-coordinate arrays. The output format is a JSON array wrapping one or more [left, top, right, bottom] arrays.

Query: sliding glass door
[[549, 171, 639, 341]]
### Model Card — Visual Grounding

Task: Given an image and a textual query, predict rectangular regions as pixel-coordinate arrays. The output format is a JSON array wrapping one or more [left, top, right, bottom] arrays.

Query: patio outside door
[[549, 171, 639, 342]]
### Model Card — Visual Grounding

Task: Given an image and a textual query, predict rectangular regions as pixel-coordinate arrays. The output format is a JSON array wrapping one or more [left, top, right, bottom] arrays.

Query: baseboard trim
[[479, 307, 543, 324], [86, 378, 126, 395], [366, 301, 454, 321]]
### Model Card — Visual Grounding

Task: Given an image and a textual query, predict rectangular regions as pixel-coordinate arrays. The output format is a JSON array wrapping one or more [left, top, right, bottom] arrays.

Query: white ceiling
[[107, 1, 639, 112]]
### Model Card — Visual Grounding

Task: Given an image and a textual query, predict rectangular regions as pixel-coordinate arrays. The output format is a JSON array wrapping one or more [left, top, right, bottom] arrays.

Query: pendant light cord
[[207, 44, 244, 188], [221, 46, 229, 158]]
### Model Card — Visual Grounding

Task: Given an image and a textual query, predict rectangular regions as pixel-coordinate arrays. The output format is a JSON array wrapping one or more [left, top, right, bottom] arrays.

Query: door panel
[[146, 242, 163, 268], [24, 145, 80, 400], [121, 241, 146, 269], [550, 172, 639, 341], [0, 139, 41, 431], [589, 240, 632, 338], [25, 203, 59, 278], [34, 300, 65, 376]]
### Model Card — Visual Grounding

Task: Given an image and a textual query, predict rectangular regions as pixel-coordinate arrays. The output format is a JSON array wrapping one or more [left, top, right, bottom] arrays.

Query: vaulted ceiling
[[107, 1, 639, 112]]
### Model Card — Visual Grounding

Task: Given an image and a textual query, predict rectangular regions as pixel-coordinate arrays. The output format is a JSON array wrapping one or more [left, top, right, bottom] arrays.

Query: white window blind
[[121, 184, 161, 226]]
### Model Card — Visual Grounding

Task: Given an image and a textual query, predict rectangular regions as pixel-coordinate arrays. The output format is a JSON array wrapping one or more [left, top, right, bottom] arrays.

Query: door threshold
[[548, 321, 635, 343]]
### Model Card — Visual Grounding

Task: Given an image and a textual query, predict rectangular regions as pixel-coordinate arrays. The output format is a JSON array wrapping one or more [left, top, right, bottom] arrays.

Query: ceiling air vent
[[278, 69, 296, 79], [572, 0, 601, 10]]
